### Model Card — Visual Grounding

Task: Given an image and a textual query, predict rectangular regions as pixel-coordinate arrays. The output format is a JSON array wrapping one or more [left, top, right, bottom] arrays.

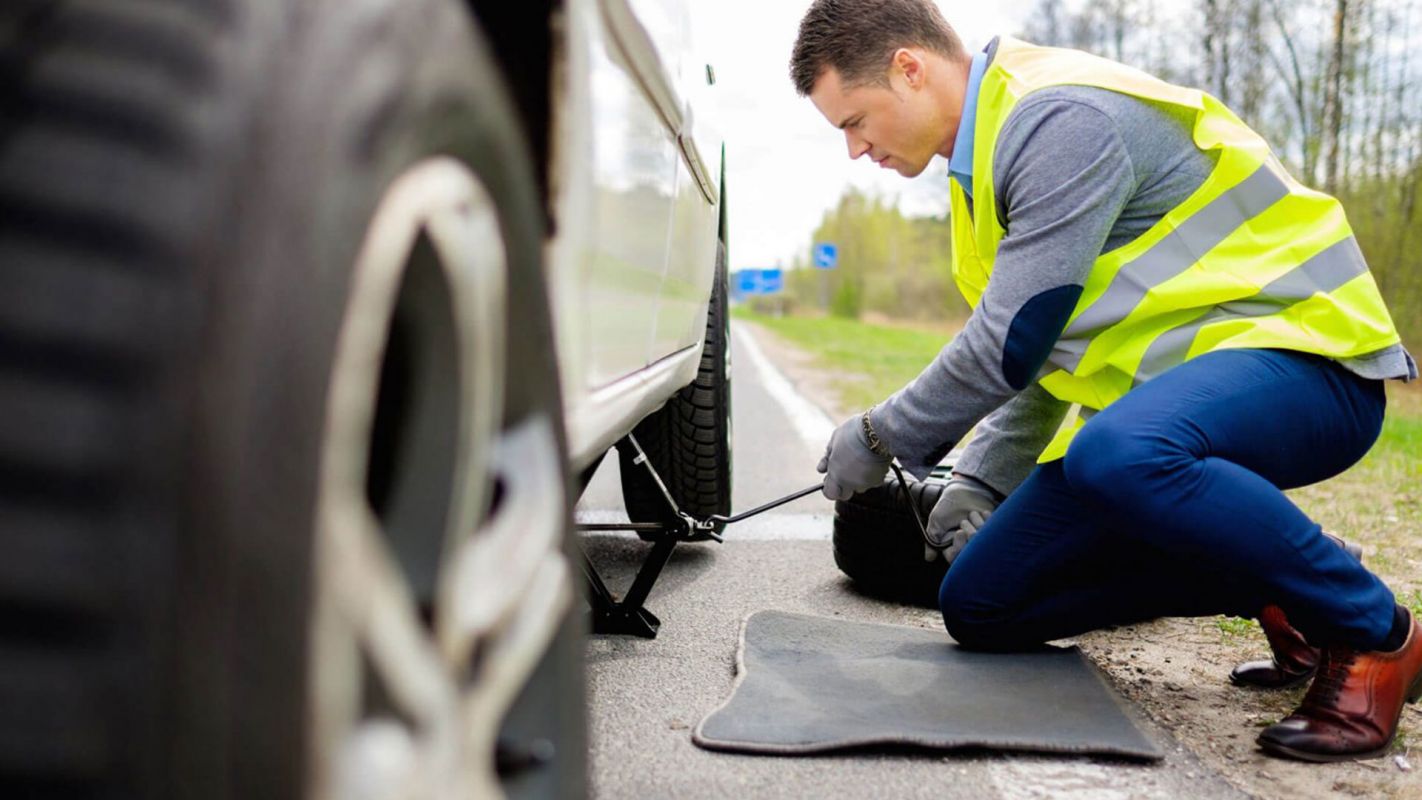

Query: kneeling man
[[795, 0, 1420, 763]]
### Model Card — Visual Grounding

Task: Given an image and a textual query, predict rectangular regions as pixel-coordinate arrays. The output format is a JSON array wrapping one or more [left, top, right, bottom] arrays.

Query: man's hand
[[817, 413, 892, 501], [924, 475, 1001, 564]]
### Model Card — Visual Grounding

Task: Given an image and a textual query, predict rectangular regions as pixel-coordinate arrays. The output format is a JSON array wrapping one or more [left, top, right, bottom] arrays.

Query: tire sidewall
[[171, 2, 571, 796], [832, 478, 949, 608]]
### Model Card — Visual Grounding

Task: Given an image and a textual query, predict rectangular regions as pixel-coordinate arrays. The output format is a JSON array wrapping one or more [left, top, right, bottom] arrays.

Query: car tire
[[0, 2, 583, 798], [832, 475, 950, 608], [618, 240, 732, 540]]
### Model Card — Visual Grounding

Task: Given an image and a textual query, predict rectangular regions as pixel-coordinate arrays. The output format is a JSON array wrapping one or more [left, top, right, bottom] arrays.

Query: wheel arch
[[463, 0, 559, 228]]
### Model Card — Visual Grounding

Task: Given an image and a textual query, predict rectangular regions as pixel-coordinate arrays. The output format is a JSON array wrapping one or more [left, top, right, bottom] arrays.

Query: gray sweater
[[871, 71, 1417, 495]]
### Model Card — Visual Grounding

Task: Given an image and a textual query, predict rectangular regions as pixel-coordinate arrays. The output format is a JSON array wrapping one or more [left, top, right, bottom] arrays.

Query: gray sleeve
[[870, 95, 1136, 477], [951, 383, 1070, 496]]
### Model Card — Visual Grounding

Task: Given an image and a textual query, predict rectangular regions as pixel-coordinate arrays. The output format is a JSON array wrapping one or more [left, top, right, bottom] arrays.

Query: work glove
[[923, 474, 1001, 564], [817, 412, 893, 501]]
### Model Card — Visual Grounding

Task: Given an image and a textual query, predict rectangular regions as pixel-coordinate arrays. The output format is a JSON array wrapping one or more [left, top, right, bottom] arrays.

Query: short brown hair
[[790, 0, 967, 96]]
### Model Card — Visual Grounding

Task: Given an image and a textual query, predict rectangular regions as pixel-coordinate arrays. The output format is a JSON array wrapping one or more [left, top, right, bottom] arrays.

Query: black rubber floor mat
[[693, 610, 1162, 760]]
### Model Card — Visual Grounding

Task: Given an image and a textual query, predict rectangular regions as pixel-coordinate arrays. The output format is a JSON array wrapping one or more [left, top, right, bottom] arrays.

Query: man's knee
[[939, 573, 1033, 651]]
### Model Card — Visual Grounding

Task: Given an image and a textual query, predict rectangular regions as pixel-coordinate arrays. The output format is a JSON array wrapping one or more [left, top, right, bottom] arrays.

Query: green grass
[[1400, 589, 1422, 620], [1214, 616, 1255, 639], [1374, 405, 1422, 470], [733, 309, 952, 411]]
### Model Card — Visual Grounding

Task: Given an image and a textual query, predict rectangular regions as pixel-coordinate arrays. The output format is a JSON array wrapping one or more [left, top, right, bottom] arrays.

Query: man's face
[[808, 52, 952, 178]]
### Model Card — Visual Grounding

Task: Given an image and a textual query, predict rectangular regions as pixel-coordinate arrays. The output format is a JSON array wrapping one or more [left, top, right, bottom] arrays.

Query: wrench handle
[[707, 481, 825, 525]]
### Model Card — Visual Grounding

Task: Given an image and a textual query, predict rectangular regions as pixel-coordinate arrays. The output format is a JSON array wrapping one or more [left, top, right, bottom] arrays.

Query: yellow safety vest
[[951, 37, 1402, 463]]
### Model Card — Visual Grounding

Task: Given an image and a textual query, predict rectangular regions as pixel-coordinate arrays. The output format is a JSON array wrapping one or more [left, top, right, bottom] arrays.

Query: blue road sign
[[760, 268, 784, 293], [813, 242, 838, 269], [735, 268, 784, 296]]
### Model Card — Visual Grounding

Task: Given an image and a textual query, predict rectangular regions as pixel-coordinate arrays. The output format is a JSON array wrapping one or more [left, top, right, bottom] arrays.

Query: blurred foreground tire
[[0, 1, 583, 798], [618, 241, 732, 540], [833, 476, 950, 608]]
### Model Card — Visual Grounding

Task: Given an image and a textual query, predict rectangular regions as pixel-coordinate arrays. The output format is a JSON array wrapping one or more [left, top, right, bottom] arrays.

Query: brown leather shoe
[[1258, 611, 1422, 762], [1229, 533, 1362, 689], [1230, 604, 1319, 688]]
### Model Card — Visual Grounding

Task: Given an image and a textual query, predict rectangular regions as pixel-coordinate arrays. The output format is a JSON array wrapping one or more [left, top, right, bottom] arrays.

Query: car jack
[[578, 433, 822, 638]]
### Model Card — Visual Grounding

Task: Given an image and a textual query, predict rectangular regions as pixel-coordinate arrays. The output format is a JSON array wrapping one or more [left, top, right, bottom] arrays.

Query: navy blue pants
[[940, 348, 1394, 652]]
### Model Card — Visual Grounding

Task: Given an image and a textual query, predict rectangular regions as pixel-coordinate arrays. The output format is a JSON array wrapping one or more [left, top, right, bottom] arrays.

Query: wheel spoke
[[424, 176, 506, 550], [332, 720, 419, 800], [312, 157, 571, 800], [463, 558, 572, 760], [323, 500, 458, 727], [438, 421, 570, 670]]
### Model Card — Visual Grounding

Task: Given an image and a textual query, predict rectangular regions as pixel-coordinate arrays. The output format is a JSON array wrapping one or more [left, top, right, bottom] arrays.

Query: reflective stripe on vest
[[949, 37, 1402, 463]]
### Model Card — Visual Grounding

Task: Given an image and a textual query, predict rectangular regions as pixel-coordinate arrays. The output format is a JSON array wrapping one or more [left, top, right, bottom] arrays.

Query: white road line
[[732, 324, 835, 448]]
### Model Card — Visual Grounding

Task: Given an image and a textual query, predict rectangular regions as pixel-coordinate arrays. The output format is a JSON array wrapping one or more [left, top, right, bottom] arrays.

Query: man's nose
[[846, 131, 871, 160]]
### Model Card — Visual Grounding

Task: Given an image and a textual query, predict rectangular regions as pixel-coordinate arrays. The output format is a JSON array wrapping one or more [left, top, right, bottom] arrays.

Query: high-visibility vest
[[951, 37, 1403, 463]]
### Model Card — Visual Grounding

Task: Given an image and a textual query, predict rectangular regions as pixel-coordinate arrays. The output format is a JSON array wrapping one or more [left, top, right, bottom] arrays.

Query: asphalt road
[[575, 322, 1246, 800]]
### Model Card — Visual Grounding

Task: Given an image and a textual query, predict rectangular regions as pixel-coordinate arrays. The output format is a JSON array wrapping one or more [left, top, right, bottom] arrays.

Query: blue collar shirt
[[948, 49, 989, 198]]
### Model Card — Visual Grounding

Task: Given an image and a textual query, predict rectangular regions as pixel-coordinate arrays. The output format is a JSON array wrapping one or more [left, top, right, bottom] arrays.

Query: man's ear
[[893, 48, 925, 89]]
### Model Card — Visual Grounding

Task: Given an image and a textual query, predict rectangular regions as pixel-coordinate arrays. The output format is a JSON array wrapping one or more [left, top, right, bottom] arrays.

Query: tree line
[[776, 0, 1419, 347]]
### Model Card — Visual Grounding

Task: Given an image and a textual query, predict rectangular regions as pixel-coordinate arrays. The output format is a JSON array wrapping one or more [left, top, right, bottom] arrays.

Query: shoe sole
[[1229, 669, 1315, 690], [1258, 738, 1393, 763]]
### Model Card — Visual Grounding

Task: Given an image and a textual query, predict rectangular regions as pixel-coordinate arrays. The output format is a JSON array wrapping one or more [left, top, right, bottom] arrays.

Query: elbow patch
[[1001, 285, 1083, 390]]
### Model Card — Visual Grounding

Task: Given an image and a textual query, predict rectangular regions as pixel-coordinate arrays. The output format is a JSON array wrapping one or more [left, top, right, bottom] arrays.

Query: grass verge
[[733, 309, 953, 411]]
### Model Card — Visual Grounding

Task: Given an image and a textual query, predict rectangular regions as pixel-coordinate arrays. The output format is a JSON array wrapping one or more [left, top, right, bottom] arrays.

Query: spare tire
[[833, 474, 950, 608]]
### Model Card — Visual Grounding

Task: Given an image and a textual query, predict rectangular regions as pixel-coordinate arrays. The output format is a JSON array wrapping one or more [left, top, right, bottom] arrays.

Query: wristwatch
[[860, 406, 892, 459]]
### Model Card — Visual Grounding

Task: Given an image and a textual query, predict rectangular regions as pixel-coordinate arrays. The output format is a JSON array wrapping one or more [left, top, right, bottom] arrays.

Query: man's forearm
[[868, 329, 1020, 478]]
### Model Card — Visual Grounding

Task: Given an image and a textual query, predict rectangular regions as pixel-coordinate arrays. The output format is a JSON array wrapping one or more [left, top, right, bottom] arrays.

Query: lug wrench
[[699, 464, 926, 539]]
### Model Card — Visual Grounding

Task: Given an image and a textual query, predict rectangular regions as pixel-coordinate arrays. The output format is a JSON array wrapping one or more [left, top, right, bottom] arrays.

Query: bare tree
[[1203, 0, 1221, 96], [1321, 0, 1352, 194], [1025, 0, 1065, 46], [1104, 0, 1131, 62], [1265, 0, 1318, 180], [1237, 0, 1270, 123]]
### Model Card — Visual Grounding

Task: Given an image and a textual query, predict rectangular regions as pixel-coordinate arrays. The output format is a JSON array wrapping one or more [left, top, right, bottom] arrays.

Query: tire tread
[[0, 1, 223, 791], [832, 475, 949, 608]]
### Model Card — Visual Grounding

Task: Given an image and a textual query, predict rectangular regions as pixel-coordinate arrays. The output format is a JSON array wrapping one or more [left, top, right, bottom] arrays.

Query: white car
[[0, 0, 728, 798]]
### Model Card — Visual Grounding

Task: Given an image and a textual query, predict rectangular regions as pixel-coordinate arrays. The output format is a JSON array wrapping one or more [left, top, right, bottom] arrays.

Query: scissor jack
[[577, 433, 823, 638]]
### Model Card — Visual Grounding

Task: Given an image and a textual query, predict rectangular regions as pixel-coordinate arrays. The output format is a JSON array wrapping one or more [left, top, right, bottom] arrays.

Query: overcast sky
[[689, 1, 1034, 271]]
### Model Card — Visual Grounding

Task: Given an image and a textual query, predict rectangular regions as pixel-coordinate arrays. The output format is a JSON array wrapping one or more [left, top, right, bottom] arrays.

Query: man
[[793, 0, 1420, 763]]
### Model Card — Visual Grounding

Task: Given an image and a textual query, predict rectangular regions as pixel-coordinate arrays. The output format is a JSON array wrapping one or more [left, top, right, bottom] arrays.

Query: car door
[[564, 0, 681, 391], [602, 0, 723, 361]]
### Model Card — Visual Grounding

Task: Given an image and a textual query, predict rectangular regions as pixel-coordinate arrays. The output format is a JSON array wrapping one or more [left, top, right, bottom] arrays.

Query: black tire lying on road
[[0, 1, 582, 797], [833, 475, 951, 608], [618, 241, 732, 540]]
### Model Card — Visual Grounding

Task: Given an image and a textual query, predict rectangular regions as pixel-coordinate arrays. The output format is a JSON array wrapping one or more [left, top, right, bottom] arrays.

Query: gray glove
[[817, 414, 892, 501], [924, 474, 1001, 564]]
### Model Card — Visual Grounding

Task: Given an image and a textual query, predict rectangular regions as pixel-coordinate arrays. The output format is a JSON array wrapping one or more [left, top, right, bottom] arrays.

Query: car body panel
[[655, 156, 718, 356], [547, 0, 724, 471]]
